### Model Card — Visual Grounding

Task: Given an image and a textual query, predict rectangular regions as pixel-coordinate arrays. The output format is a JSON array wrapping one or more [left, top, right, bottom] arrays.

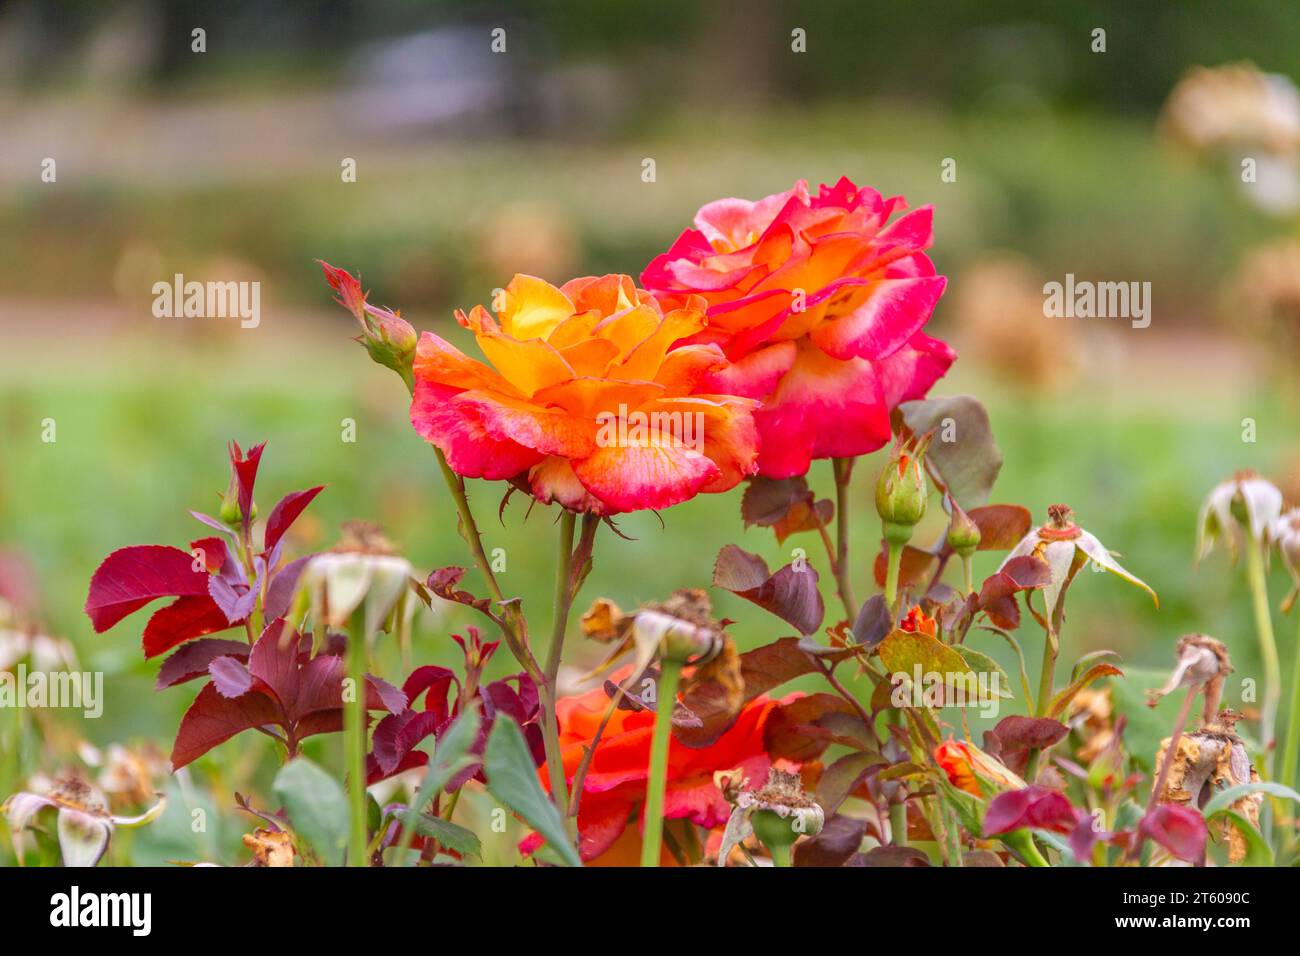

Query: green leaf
[[955, 647, 1013, 700], [1202, 781, 1300, 817], [273, 757, 349, 867], [877, 628, 976, 696], [1047, 662, 1123, 719], [484, 716, 581, 867], [1206, 809, 1273, 866], [393, 810, 482, 859], [409, 705, 482, 816]]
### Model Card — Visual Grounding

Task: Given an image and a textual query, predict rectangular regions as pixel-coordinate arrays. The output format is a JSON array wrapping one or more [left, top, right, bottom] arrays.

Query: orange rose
[[525, 673, 806, 864]]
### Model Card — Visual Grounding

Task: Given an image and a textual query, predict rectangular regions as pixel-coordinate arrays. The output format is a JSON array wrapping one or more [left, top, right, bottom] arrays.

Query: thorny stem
[[1244, 528, 1281, 777], [431, 449, 537, 673], [640, 660, 682, 867], [345, 609, 369, 867], [832, 457, 858, 617]]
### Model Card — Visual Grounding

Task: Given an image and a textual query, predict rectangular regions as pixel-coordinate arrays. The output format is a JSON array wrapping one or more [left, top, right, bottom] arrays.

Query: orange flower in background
[[410, 273, 760, 514], [526, 674, 805, 864], [933, 738, 1025, 796], [642, 177, 954, 478]]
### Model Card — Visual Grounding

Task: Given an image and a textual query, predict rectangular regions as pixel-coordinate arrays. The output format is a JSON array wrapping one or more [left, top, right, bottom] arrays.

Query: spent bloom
[[642, 177, 954, 478], [408, 273, 759, 514], [1273, 508, 1300, 609], [1001, 504, 1157, 617], [717, 768, 824, 866], [1197, 470, 1284, 563], [2, 777, 165, 867]]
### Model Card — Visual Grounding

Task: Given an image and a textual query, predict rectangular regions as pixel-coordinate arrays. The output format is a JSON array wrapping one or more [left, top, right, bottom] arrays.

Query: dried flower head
[[2, 776, 165, 867], [717, 768, 824, 865], [1197, 471, 1283, 564]]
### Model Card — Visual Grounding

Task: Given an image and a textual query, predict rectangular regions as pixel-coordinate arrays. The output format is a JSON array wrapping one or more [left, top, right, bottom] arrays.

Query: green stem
[[1245, 532, 1281, 777], [889, 799, 908, 848], [770, 843, 792, 868], [345, 610, 369, 867], [1283, 610, 1300, 797], [540, 511, 577, 820], [884, 540, 903, 614], [640, 660, 682, 867], [1035, 627, 1058, 718], [961, 555, 974, 595]]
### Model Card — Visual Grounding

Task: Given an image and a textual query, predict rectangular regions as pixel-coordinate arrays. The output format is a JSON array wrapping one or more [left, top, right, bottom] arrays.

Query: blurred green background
[[1, 0, 1299, 864]]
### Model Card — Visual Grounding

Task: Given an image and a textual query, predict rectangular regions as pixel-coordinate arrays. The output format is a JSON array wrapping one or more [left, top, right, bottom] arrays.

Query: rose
[[410, 273, 760, 514], [642, 177, 954, 478], [524, 676, 805, 865]]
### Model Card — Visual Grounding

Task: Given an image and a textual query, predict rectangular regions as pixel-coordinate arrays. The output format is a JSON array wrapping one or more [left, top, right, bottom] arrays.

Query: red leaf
[[171, 681, 282, 770], [142, 594, 235, 658], [209, 656, 255, 698], [229, 441, 265, 527], [1140, 804, 1207, 863], [263, 486, 325, 555], [264, 554, 314, 620], [712, 544, 824, 635], [156, 638, 251, 689], [984, 785, 1081, 836], [968, 505, 1033, 551], [86, 545, 212, 632]]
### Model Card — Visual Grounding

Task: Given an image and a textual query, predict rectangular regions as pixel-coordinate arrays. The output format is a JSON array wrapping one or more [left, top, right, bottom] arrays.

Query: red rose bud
[[875, 433, 931, 545], [319, 261, 417, 390]]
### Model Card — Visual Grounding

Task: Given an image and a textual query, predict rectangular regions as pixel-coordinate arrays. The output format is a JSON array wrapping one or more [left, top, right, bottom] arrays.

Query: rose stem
[[345, 608, 369, 867], [832, 457, 857, 617], [1244, 526, 1281, 781], [640, 660, 682, 867], [540, 510, 577, 822], [882, 537, 908, 845], [883, 540, 903, 613], [770, 843, 792, 868]]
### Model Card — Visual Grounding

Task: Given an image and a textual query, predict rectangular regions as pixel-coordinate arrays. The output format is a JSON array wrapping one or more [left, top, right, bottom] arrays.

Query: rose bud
[[875, 432, 932, 545], [933, 737, 1025, 797], [319, 261, 419, 390], [945, 499, 981, 558]]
